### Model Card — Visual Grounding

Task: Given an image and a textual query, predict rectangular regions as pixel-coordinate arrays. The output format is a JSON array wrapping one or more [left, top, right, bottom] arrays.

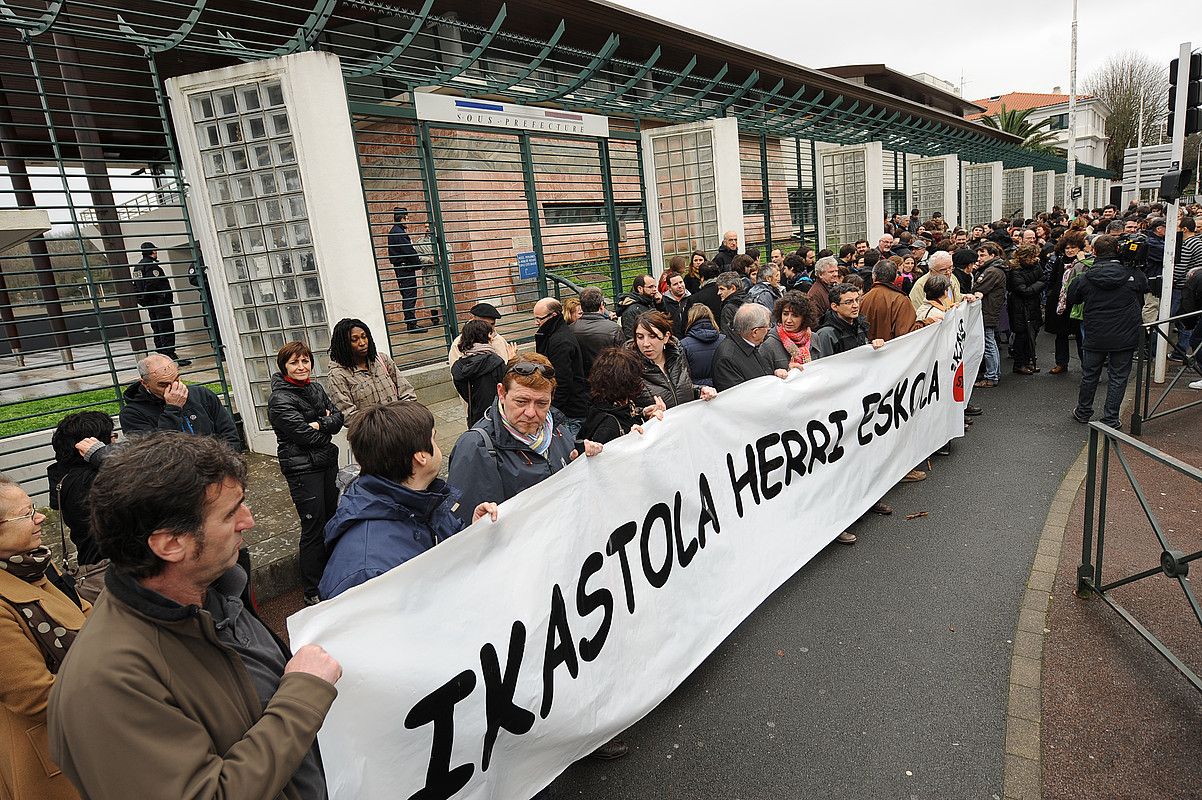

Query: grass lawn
[[0, 382, 226, 438]]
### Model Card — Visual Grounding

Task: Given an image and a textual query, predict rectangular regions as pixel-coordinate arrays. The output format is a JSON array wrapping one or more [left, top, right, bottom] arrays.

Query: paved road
[[554, 337, 1090, 799]]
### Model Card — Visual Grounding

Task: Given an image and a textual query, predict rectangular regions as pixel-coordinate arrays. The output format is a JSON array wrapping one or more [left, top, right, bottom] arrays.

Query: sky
[[607, 0, 1192, 101]]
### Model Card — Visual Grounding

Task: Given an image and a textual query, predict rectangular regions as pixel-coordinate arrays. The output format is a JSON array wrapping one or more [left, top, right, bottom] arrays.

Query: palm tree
[[978, 105, 1064, 155]]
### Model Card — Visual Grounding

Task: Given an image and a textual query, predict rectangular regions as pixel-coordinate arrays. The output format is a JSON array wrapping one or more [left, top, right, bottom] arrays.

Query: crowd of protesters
[[2, 196, 1200, 800]]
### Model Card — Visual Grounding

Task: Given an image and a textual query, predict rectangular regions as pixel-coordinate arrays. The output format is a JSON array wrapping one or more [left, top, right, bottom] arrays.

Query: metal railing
[[1077, 422, 1202, 691], [75, 180, 183, 223], [1130, 308, 1202, 435]]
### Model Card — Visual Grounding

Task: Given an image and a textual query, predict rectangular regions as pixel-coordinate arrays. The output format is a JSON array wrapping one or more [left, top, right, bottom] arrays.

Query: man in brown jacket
[[48, 433, 342, 800], [859, 259, 922, 341]]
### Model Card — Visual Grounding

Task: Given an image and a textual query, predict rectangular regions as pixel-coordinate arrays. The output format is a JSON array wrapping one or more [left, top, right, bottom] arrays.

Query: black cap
[[952, 248, 979, 269], [140, 241, 157, 252], [469, 302, 501, 320]]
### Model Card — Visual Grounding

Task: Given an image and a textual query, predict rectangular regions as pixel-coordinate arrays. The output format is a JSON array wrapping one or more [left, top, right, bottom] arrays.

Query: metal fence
[[1129, 309, 1202, 436]]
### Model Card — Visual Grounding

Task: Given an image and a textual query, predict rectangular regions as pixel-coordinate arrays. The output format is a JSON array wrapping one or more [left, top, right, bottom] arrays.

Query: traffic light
[[1168, 52, 1201, 136]]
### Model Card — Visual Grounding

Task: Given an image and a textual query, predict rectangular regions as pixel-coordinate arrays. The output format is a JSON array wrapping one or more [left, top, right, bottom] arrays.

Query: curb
[[1000, 444, 1089, 800]]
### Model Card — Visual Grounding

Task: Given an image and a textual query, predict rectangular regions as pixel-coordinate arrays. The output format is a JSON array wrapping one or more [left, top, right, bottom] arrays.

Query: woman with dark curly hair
[[327, 317, 416, 419], [579, 347, 646, 444], [451, 319, 507, 426], [1007, 244, 1046, 375], [766, 290, 817, 370]]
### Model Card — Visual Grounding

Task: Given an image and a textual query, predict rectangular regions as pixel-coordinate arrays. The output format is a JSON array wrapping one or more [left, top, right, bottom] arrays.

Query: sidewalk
[[1040, 383, 1202, 800]]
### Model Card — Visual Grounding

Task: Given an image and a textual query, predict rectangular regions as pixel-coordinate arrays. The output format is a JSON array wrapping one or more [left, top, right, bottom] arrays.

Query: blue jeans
[[1076, 349, 1134, 427], [982, 326, 1000, 381]]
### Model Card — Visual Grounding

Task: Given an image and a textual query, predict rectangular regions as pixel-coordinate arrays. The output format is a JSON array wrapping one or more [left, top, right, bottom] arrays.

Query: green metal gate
[[353, 112, 649, 366]]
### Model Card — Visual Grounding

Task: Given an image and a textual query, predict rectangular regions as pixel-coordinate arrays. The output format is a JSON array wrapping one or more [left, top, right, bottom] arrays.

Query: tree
[[1084, 50, 1169, 175], [978, 105, 1063, 154]]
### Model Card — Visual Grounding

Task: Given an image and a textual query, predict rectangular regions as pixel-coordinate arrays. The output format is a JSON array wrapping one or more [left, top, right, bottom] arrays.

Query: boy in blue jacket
[[318, 401, 497, 600]]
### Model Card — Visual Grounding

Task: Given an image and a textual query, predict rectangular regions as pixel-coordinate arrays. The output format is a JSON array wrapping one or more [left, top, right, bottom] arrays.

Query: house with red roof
[[968, 90, 1111, 169]]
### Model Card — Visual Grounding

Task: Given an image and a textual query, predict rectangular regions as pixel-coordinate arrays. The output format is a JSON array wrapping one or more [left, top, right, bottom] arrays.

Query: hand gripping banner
[[289, 301, 985, 800]]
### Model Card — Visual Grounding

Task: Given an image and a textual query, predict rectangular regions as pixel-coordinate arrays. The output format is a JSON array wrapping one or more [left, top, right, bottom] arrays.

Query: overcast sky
[[608, 0, 1191, 101]]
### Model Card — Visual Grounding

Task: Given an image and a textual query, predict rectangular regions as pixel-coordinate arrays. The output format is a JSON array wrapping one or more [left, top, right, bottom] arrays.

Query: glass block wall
[[909, 158, 945, 222], [963, 164, 994, 227], [189, 78, 329, 431], [651, 129, 718, 268], [1033, 172, 1050, 215], [1054, 174, 1067, 208], [1003, 169, 1025, 218], [822, 148, 868, 246]]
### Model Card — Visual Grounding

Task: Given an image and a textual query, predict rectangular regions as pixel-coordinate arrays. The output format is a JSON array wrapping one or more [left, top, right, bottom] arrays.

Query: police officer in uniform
[[135, 242, 190, 366], [388, 207, 438, 333]]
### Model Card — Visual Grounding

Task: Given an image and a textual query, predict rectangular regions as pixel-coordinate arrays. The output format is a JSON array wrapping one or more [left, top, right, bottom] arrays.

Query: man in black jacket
[[388, 206, 429, 332], [120, 354, 242, 452], [717, 271, 749, 336], [571, 287, 623, 375], [533, 298, 590, 439], [684, 261, 724, 321], [1067, 235, 1148, 429], [710, 303, 778, 391], [134, 242, 189, 365], [615, 274, 663, 340], [713, 230, 739, 269]]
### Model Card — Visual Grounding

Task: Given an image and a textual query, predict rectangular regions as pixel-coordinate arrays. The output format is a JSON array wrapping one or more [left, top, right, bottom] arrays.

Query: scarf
[[499, 406, 555, 457], [776, 324, 812, 367], [0, 544, 52, 581], [462, 343, 495, 357], [283, 374, 311, 387]]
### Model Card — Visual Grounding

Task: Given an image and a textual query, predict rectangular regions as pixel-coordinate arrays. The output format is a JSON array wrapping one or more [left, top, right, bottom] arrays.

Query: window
[[1046, 113, 1069, 131], [742, 198, 767, 217], [542, 202, 644, 226]]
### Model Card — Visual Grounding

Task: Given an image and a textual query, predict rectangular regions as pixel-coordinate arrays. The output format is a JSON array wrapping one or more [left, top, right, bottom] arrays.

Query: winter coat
[[679, 320, 725, 387], [572, 312, 623, 375], [719, 288, 749, 336], [326, 353, 416, 419], [319, 475, 464, 600], [266, 374, 343, 476], [1066, 257, 1148, 352], [859, 281, 920, 342], [684, 282, 724, 322], [758, 329, 793, 371], [711, 335, 774, 392], [48, 567, 334, 800], [807, 280, 832, 316], [1180, 268, 1202, 317], [713, 245, 738, 269], [578, 401, 642, 445], [1007, 260, 1046, 332], [534, 314, 589, 419], [447, 401, 575, 526], [133, 255, 172, 307], [973, 261, 1008, 328], [615, 292, 660, 340], [0, 566, 89, 800], [1144, 233, 1165, 292], [661, 294, 688, 336], [387, 222, 420, 270], [451, 350, 507, 427], [120, 381, 242, 452], [811, 311, 871, 359], [747, 282, 780, 312], [1042, 252, 1076, 335], [46, 454, 105, 566], [631, 341, 697, 410]]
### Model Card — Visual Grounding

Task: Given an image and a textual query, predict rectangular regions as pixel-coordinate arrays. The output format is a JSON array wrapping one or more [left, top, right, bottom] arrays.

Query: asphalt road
[[553, 336, 1090, 799]]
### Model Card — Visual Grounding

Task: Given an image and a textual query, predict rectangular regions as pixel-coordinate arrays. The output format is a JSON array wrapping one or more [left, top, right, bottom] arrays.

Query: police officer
[[388, 207, 429, 333], [134, 242, 190, 366]]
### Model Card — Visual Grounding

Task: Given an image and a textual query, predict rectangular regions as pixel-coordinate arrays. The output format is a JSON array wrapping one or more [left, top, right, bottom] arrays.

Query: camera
[[1116, 232, 1147, 268]]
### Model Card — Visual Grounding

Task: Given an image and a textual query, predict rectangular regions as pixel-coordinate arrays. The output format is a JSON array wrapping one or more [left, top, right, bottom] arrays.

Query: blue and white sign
[[516, 251, 539, 280], [415, 92, 610, 138]]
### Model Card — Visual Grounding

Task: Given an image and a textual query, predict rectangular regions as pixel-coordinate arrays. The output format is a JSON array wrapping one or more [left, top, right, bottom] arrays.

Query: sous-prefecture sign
[[290, 303, 985, 800], [414, 92, 610, 138]]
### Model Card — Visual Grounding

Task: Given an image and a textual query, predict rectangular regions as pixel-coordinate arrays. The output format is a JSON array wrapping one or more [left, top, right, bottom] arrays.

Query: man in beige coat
[[49, 433, 342, 800]]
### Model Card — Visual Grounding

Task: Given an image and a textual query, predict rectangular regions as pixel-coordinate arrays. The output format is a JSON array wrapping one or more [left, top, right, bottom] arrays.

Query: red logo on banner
[[953, 362, 965, 402]]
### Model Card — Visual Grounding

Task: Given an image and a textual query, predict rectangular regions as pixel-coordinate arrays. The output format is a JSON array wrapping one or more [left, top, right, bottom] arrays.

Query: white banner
[[289, 302, 984, 800]]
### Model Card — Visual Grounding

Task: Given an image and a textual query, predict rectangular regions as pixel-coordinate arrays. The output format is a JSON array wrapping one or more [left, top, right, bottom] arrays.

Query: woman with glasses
[[0, 475, 89, 799], [447, 353, 602, 527]]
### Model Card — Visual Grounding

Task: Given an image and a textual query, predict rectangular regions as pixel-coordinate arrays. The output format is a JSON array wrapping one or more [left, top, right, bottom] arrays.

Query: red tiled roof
[[966, 91, 1094, 120]]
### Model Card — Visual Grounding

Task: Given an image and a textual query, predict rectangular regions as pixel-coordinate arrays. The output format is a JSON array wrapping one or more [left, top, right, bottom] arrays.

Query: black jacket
[[711, 335, 774, 392], [534, 314, 589, 418], [1042, 252, 1075, 335], [387, 223, 420, 270], [120, 381, 242, 452], [974, 262, 1008, 328], [811, 311, 870, 359], [579, 401, 642, 445], [631, 341, 697, 410], [1007, 260, 1046, 331], [266, 374, 343, 476], [679, 320, 725, 387], [615, 292, 660, 340], [713, 245, 738, 269], [1066, 258, 1148, 352], [46, 452, 105, 565], [1180, 268, 1202, 317], [684, 282, 723, 322], [719, 288, 749, 337], [572, 312, 623, 375], [134, 255, 172, 307], [662, 294, 688, 337], [451, 350, 507, 427]]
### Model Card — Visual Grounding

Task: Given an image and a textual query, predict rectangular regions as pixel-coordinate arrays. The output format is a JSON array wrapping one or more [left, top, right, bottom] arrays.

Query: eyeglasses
[[0, 507, 41, 525], [507, 361, 556, 379]]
